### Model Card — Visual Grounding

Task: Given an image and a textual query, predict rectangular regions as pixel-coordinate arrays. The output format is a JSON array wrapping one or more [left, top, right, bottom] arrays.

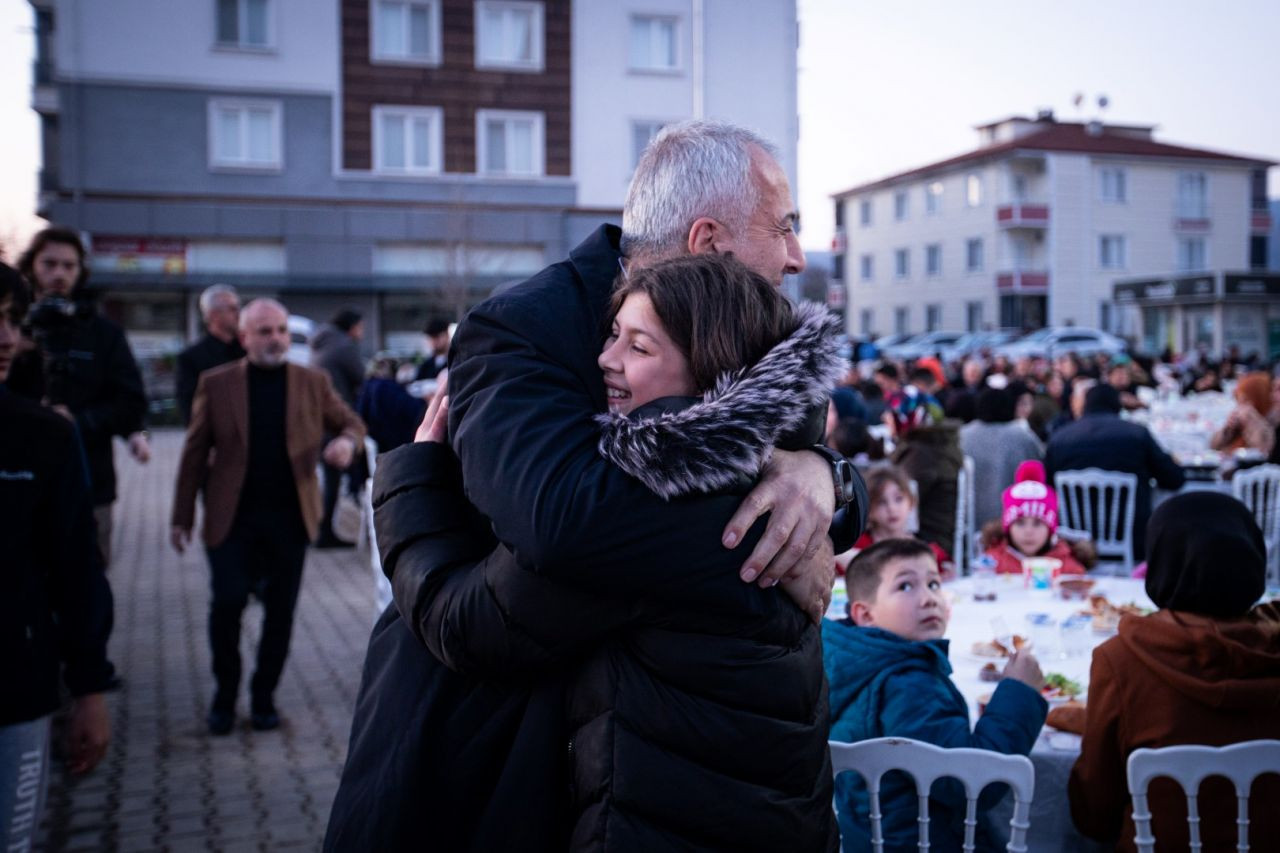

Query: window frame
[[1177, 236, 1208, 272], [475, 108, 545, 177], [859, 198, 872, 227], [894, 247, 909, 280], [372, 104, 444, 175], [474, 0, 545, 72], [207, 98, 283, 172], [370, 0, 443, 66], [1178, 171, 1208, 218], [1098, 234, 1127, 270], [1099, 166, 1127, 204], [925, 243, 942, 277], [926, 304, 942, 332], [966, 172, 983, 207], [925, 181, 943, 215], [214, 0, 274, 51], [629, 13, 681, 73], [965, 237, 984, 272], [859, 253, 874, 283], [894, 190, 909, 221], [630, 119, 666, 172]]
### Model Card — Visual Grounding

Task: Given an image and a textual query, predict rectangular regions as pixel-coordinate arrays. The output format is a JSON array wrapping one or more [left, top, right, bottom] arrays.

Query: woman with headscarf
[[1209, 371, 1275, 456], [1068, 492, 1280, 851]]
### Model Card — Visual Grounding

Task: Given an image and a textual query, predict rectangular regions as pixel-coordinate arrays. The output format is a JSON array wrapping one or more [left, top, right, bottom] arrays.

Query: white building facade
[[830, 113, 1273, 348]]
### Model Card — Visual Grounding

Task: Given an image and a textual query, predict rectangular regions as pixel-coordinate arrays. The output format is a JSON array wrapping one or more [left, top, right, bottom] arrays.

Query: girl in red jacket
[[981, 460, 1094, 575]]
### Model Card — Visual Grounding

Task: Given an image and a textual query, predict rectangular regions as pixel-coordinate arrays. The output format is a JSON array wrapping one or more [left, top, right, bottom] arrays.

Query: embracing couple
[[324, 121, 868, 852]]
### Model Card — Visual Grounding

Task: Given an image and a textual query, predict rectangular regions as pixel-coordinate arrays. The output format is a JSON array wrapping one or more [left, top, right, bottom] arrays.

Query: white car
[[287, 314, 314, 366], [994, 327, 1127, 360], [885, 331, 967, 361], [937, 330, 1021, 364]]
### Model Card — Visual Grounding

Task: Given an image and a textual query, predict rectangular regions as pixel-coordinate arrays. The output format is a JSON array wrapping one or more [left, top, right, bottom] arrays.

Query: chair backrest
[[955, 456, 976, 573], [1054, 468, 1138, 573], [363, 437, 392, 615], [1232, 465, 1280, 587], [1126, 740, 1280, 853], [829, 737, 1035, 853], [907, 478, 920, 534]]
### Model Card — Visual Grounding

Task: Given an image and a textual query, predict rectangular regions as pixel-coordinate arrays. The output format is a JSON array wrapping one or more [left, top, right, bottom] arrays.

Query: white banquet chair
[[1055, 469, 1138, 576], [362, 436, 393, 616], [829, 737, 1035, 853], [1231, 464, 1280, 587], [1126, 740, 1280, 853], [954, 456, 976, 573]]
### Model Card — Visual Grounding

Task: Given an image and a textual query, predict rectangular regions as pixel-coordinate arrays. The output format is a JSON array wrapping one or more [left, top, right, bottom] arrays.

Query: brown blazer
[[171, 359, 365, 548]]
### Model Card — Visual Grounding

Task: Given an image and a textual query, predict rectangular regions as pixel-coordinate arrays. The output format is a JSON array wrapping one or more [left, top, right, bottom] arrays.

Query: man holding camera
[[13, 228, 148, 567]]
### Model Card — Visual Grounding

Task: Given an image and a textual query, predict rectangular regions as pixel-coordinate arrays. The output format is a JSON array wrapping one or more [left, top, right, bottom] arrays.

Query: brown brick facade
[[341, 0, 571, 176]]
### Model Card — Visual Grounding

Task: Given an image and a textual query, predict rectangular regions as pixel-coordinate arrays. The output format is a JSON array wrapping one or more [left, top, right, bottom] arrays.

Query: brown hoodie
[[1068, 603, 1280, 851]]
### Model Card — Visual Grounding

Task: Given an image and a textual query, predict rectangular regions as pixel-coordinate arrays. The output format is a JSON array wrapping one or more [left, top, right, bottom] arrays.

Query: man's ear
[[686, 217, 724, 255], [849, 600, 875, 627]]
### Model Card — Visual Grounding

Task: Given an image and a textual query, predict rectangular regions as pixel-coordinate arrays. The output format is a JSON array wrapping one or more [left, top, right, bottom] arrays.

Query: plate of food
[[1086, 594, 1151, 633], [1041, 672, 1084, 705], [1054, 576, 1096, 600], [969, 634, 1031, 659]]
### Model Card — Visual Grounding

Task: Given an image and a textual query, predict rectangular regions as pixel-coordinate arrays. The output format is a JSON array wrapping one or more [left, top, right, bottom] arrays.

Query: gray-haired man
[[175, 284, 244, 424]]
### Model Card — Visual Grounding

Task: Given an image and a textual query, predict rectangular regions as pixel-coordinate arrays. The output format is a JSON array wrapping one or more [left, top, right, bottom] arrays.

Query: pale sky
[[2, 1, 1278, 258]]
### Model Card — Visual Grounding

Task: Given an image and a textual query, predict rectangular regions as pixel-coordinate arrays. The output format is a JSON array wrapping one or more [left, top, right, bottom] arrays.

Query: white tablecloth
[[826, 574, 1154, 851]]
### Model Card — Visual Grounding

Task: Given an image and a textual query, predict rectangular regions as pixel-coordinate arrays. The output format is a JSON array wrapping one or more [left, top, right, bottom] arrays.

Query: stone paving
[[38, 429, 379, 852]]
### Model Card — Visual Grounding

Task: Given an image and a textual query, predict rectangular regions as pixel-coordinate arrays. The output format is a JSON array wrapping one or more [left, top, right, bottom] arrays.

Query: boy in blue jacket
[[822, 538, 1048, 852]]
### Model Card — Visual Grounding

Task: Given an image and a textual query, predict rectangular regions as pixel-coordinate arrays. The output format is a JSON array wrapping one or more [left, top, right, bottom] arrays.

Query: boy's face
[[850, 554, 948, 641], [598, 293, 697, 415]]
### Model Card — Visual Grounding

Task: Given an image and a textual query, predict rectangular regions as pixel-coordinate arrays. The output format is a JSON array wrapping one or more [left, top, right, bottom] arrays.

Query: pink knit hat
[[1001, 460, 1058, 532]]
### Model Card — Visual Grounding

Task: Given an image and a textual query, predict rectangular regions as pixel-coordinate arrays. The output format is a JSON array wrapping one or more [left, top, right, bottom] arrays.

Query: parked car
[[938, 330, 1021, 363], [994, 327, 1127, 360], [885, 330, 967, 361], [287, 314, 314, 366], [874, 332, 918, 353]]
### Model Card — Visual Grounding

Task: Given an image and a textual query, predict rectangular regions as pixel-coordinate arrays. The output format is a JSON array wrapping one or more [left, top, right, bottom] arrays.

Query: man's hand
[[170, 525, 191, 554], [323, 435, 356, 469], [49, 403, 74, 422], [127, 431, 151, 464], [779, 537, 835, 625], [722, 448, 835, 586], [415, 396, 449, 444], [66, 693, 110, 775]]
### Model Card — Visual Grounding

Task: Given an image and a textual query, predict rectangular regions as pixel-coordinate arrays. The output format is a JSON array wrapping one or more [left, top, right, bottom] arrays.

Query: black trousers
[[319, 454, 368, 541], [206, 510, 308, 710]]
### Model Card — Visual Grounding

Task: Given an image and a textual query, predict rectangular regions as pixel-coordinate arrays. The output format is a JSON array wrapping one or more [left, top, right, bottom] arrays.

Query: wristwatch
[[809, 444, 856, 509]]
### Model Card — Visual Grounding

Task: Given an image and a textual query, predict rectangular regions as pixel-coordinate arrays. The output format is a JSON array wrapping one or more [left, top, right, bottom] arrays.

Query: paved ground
[[38, 429, 378, 852]]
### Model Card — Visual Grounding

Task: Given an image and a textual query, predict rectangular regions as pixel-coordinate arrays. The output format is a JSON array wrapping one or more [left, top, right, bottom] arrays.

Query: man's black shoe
[[207, 708, 235, 736], [313, 535, 355, 549], [250, 708, 281, 731]]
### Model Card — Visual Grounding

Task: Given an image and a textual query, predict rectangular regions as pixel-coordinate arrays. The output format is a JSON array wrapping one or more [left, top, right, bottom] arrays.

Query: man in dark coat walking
[[175, 284, 244, 424], [1044, 383, 1186, 559]]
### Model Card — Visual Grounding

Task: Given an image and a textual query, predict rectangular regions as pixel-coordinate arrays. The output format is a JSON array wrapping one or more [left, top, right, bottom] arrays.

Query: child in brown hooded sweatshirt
[[1068, 491, 1280, 851]]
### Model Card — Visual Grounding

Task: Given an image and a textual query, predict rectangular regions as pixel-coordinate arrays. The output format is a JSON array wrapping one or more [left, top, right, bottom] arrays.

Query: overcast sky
[[2, 1, 1277, 258]]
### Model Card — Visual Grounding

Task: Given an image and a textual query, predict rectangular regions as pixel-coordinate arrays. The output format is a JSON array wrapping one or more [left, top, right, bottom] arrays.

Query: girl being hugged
[[981, 460, 1094, 575]]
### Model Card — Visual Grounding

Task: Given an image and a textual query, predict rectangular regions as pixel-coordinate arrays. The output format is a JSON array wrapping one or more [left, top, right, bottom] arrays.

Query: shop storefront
[[1114, 272, 1280, 357]]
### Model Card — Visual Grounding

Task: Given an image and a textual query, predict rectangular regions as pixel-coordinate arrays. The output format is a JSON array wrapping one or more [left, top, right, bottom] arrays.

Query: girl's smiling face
[[598, 293, 698, 416]]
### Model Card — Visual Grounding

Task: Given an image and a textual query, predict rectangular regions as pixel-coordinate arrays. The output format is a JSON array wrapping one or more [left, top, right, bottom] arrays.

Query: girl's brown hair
[[608, 253, 794, 393], [865, 465, 915, 510]]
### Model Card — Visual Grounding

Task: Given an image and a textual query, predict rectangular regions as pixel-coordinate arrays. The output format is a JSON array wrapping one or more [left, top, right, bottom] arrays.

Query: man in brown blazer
[[171, 298, 364, 735]]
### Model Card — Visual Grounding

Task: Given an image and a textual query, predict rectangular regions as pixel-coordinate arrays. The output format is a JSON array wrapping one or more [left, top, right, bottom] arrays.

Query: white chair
[[1232, 464, 1280, 587], [829, 737, 1035, 853], [1054, 468, 1138, 576], [363, 437, 393, 616], [1126, 740, 1280, 853], [954, 456, 976, 573], [907, 478, 920, 534]]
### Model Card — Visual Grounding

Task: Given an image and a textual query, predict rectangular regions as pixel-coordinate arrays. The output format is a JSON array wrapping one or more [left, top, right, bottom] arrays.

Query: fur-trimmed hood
[[595, 301, 844, 500]]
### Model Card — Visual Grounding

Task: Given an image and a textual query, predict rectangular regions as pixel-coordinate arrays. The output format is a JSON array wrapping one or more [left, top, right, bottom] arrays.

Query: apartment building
[[29, 0, 798, 354], [830, 112, 1273, 349]]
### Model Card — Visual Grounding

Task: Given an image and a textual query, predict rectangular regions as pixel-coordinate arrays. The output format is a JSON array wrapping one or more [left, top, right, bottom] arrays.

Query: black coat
[[326, 226, 860, 852], [0, 390, 116, 726], [175, 332, 244, 424], [1044, 412, 1186, 558], [10, 309, 147, 505], [892, 422, 964, 553]]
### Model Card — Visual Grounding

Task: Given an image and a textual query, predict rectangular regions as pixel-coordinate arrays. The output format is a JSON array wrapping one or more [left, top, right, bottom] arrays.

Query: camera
[[23, 296, 94, 404]]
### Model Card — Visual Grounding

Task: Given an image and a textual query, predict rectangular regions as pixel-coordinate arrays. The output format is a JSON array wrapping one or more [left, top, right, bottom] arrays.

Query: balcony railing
[[1173, 202, 1211, 232], [996, 203, 1050, 229], [996, 270, 1049, 292]]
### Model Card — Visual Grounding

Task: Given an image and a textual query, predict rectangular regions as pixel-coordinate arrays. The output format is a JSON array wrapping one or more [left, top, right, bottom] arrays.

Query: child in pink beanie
[[981, 460, 1095, 575]]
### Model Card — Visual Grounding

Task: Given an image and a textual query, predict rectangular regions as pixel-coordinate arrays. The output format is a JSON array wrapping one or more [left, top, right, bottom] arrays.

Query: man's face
[[0, 296, 19, 383], [32, 242, 82, 298], [349, 320, 364, 342], [206, 295, 241, 339], [429, 331, 449, 354], [239, 303, 290, 368], [714, 149, 805, 286], [962, 361, 984, 387]]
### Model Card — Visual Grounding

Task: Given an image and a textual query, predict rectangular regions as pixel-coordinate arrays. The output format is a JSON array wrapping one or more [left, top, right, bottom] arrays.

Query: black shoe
[[250, 708, 281, 731], [207, 707, 235, 736], [313, 535, 355, 549]]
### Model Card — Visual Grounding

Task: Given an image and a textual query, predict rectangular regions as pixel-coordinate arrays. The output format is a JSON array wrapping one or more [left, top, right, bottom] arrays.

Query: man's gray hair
[[198, 283, 239, 319], [621, 120, 779, 259]]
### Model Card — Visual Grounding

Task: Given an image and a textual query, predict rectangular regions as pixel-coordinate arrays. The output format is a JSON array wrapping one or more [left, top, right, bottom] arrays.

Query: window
[[188, 241, 286, 273], [1099, 234, 1127, 269], [894, 307, 909, 335], [925, 181, 943, 215], [859, 199, 872, 227], [631, 120, 665, 170], [859, 253, 873, 282], [1099, 301, 1113, 332], [894, 191, 908, 221], [926, 304, 942, 332], [630, 15, 678, 71], [208, 99, 281, 169], [372, 0, 440, 64], [475, 1, 543, 71], [831, 255, 845, 281], [1011, 173, 1028, 202], [925, 243, 941, 276], [860, 309, 873, 337], [966, 172, 983, 207], [373, 106, 442, 174], [216, 0, 271, 48], [965, 237, 984, 272], [834, 200, 845, 229], [966, 300, 983, 332], [1177, 237, 1207, 272], [894, 248, 909, 279], [1100, 167, 1127, 203], [1178, 172, 1207, 218], [476, 109, 544, 176]]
